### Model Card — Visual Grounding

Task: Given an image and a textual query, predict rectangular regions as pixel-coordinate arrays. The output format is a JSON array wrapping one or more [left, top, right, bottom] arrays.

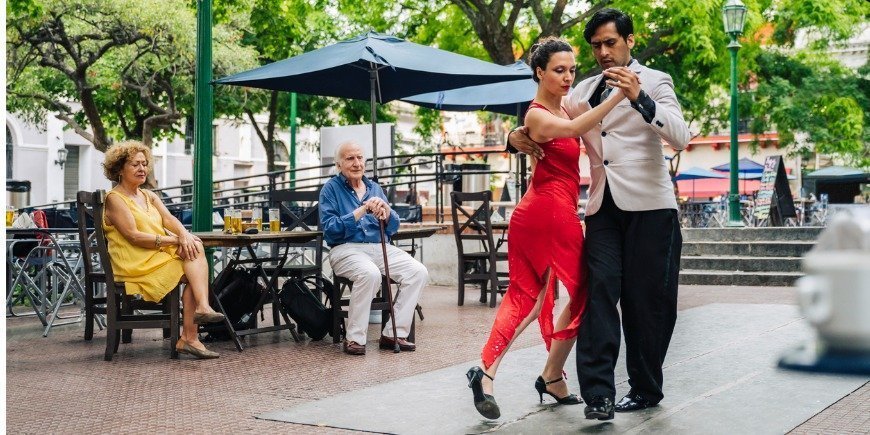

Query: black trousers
[[576, 184, 682, 404]]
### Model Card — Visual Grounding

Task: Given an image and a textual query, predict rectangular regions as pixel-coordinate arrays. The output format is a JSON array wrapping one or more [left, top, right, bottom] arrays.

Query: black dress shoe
[[584, 396, 614, 420], [615, 392, 657, 412], [466, 366, 500, 419]]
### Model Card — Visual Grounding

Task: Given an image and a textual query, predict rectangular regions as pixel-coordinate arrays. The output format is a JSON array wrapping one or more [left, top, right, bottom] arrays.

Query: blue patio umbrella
[[215, 31, 529, 172], [712, 157, 764, 173], [672, 166, 729, 181], [673, 166, 728, 198], [712, 157, 765, 193], [401, 61, 536, 117]]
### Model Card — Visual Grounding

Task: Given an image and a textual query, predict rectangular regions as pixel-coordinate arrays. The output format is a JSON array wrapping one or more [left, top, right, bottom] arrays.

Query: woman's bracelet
[[155, 234, 161, 248]]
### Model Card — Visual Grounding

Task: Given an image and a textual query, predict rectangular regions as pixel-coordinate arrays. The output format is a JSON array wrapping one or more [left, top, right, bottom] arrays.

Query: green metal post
[[192, 0, 213, 233], [726, 37, 744, 227], [289, 92, 297, 188]]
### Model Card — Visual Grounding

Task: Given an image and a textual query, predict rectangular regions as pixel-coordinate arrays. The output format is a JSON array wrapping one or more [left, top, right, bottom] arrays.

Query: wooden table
[[193, 230, 321, 350], [392, 225, 446, 241], [195, 230, 320, 248]]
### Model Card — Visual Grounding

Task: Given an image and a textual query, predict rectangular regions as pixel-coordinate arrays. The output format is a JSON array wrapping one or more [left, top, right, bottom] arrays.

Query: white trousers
[[329, 243, 428, 345]]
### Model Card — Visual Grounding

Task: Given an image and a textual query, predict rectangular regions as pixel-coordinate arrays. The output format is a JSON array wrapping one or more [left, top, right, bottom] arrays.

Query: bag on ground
[[279, 275, 334, 341], [203, 267, 263, 341]]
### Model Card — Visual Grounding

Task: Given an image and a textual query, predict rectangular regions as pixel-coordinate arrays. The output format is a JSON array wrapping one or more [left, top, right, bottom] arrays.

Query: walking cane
[[378, 217, 401, 353]]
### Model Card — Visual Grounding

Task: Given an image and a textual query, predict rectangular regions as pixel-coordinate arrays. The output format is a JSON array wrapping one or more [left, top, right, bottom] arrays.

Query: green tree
[[748, 52, 869, 168], [6, 0, 258, 156], [397, 0, 868, 163]]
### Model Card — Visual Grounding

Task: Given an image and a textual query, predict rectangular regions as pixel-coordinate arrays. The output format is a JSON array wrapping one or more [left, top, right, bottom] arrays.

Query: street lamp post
[[723, 0, 747, 227]]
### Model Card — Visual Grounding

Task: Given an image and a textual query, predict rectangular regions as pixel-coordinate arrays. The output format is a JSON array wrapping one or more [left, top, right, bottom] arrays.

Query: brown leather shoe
[[379, 335, 416, 351], [343, 340, 366, 355], [193, 311, 226, 325], [176, 339, 220, 359]]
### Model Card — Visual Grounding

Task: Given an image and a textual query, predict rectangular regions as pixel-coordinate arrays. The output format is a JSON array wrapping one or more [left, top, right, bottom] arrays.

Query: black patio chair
[[80, 190, 180, 361], [330, 274, 416, 344], [450, 191, 508, 307], [75, 192, 106, 341], [266, 189, 324, 280]]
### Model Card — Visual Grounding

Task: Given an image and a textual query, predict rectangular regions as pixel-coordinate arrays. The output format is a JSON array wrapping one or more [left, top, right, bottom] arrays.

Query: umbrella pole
[[370, 69, 378, 182]]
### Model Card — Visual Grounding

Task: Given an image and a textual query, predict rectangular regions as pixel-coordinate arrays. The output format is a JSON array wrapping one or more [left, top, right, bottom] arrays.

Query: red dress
[[481, 102, 588, 368]]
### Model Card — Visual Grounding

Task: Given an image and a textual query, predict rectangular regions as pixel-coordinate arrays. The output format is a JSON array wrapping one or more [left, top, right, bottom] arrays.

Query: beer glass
[[223, 208, 234, 233], [232, 209, 243, 234], [268, 208, 280, 232], [252, 208, 263, 231]]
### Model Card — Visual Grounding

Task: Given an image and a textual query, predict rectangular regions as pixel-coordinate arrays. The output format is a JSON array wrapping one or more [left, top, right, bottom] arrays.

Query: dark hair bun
[[528, 37, 573, 83]]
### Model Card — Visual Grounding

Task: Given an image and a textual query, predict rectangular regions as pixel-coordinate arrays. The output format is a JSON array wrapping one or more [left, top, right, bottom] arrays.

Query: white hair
[[334, 141, 364, 169]]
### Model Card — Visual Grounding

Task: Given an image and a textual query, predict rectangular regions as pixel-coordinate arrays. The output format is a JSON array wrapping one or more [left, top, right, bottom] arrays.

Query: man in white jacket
[[509, 8, 691, 420]]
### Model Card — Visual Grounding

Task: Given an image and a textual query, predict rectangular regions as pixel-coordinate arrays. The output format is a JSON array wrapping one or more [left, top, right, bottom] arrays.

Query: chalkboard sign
[[753, 155, 796, 225]]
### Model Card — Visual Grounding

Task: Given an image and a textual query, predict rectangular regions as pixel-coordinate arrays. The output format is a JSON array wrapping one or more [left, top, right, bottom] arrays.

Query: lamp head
[[722, 0, 748, 37], [54, 148, 69, 169]]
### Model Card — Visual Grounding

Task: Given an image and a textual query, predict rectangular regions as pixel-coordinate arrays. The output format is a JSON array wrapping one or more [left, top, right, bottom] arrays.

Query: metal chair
[[450, 191, 508, 307], [267, 189, 324, 279], [81, 190, 180, 361]]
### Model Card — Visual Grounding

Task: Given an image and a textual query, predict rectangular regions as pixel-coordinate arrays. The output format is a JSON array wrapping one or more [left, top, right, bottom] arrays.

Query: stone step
[[681, 227, 824, 242], [682, 241, 815, 257], [680, 256, 803, 272], [679, 270, 804, 286]]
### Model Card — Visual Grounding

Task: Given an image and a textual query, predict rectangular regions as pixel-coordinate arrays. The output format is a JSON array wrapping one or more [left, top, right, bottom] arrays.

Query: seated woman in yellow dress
[[102, 141, 225, 359]]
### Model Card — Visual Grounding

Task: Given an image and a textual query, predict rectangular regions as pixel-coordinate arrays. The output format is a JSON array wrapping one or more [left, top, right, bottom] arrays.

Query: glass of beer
[[6, 206, 15, 227], [252, 208, 263, 231], [232, 209, 243, 234], [268, 208, 280, 232], [223, 208, 234, 233]]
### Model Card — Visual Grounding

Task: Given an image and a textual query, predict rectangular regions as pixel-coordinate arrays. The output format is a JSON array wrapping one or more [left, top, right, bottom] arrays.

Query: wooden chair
[[75, 192, 106, 341], [330, 274, 416, 344], [450, 191, 508, 308], [267, 189, 324, 279], [81, 190, 180, 361]]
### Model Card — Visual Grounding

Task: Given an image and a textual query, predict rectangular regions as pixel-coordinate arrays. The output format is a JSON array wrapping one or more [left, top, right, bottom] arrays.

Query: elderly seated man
[[320, 141, 428, 355]]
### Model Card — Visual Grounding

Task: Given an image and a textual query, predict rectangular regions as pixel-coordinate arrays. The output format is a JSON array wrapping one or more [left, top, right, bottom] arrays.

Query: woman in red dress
[[466, 37, 627, 419]]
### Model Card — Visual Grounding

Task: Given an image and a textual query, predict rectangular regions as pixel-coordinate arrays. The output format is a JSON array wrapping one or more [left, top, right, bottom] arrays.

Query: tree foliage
[[396, 0, 869, 165], [6, 0, 258, 154], [8, 0, 868, 169], [748, 52, 869, 168]]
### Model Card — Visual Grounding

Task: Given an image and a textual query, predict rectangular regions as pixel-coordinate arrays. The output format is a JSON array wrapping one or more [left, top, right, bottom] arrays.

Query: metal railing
[[23, 149, 528, 225]]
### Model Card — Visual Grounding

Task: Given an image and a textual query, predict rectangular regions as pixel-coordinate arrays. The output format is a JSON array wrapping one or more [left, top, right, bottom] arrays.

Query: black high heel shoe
[[534, 375, 582, 405], [466, 366, 500, 419]]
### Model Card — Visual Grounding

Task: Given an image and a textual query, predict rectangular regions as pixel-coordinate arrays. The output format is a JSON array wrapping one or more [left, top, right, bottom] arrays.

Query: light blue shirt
[[319, 173, 399, 247]]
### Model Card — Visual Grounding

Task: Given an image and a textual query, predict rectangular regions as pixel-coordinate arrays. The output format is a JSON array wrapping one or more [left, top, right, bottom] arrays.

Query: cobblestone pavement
[[5, 285, 867, 434]]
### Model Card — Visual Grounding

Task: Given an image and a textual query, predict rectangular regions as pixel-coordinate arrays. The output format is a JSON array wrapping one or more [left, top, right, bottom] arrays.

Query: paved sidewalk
[[5, 285, 868, 434]]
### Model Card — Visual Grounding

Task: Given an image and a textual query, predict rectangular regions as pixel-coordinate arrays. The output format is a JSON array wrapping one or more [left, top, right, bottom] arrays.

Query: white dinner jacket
[[564, 60, 691, 216]]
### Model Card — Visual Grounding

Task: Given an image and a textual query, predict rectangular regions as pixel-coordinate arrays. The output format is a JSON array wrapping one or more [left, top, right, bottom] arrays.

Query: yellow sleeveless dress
[[103, 190, 185, 302]]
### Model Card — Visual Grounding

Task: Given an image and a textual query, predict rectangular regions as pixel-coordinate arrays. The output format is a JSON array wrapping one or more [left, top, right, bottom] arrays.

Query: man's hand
[[508, 127, 545, 160], [603, 67, 642, 102], [364, 197, 390, 220]]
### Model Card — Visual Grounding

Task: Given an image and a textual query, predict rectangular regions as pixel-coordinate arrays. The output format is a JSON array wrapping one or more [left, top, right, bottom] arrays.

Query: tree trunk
[[77, 84, 112, 152], [247, 90, 281, 174]]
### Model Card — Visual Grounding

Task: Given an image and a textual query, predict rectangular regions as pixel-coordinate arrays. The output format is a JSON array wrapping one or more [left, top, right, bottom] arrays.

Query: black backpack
[[279, 275, 334, 341], [203, 267, 264, 341]]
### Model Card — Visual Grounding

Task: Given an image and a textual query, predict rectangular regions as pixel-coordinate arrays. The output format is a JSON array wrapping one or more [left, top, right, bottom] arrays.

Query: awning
[[676, 178, 761, 198]]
